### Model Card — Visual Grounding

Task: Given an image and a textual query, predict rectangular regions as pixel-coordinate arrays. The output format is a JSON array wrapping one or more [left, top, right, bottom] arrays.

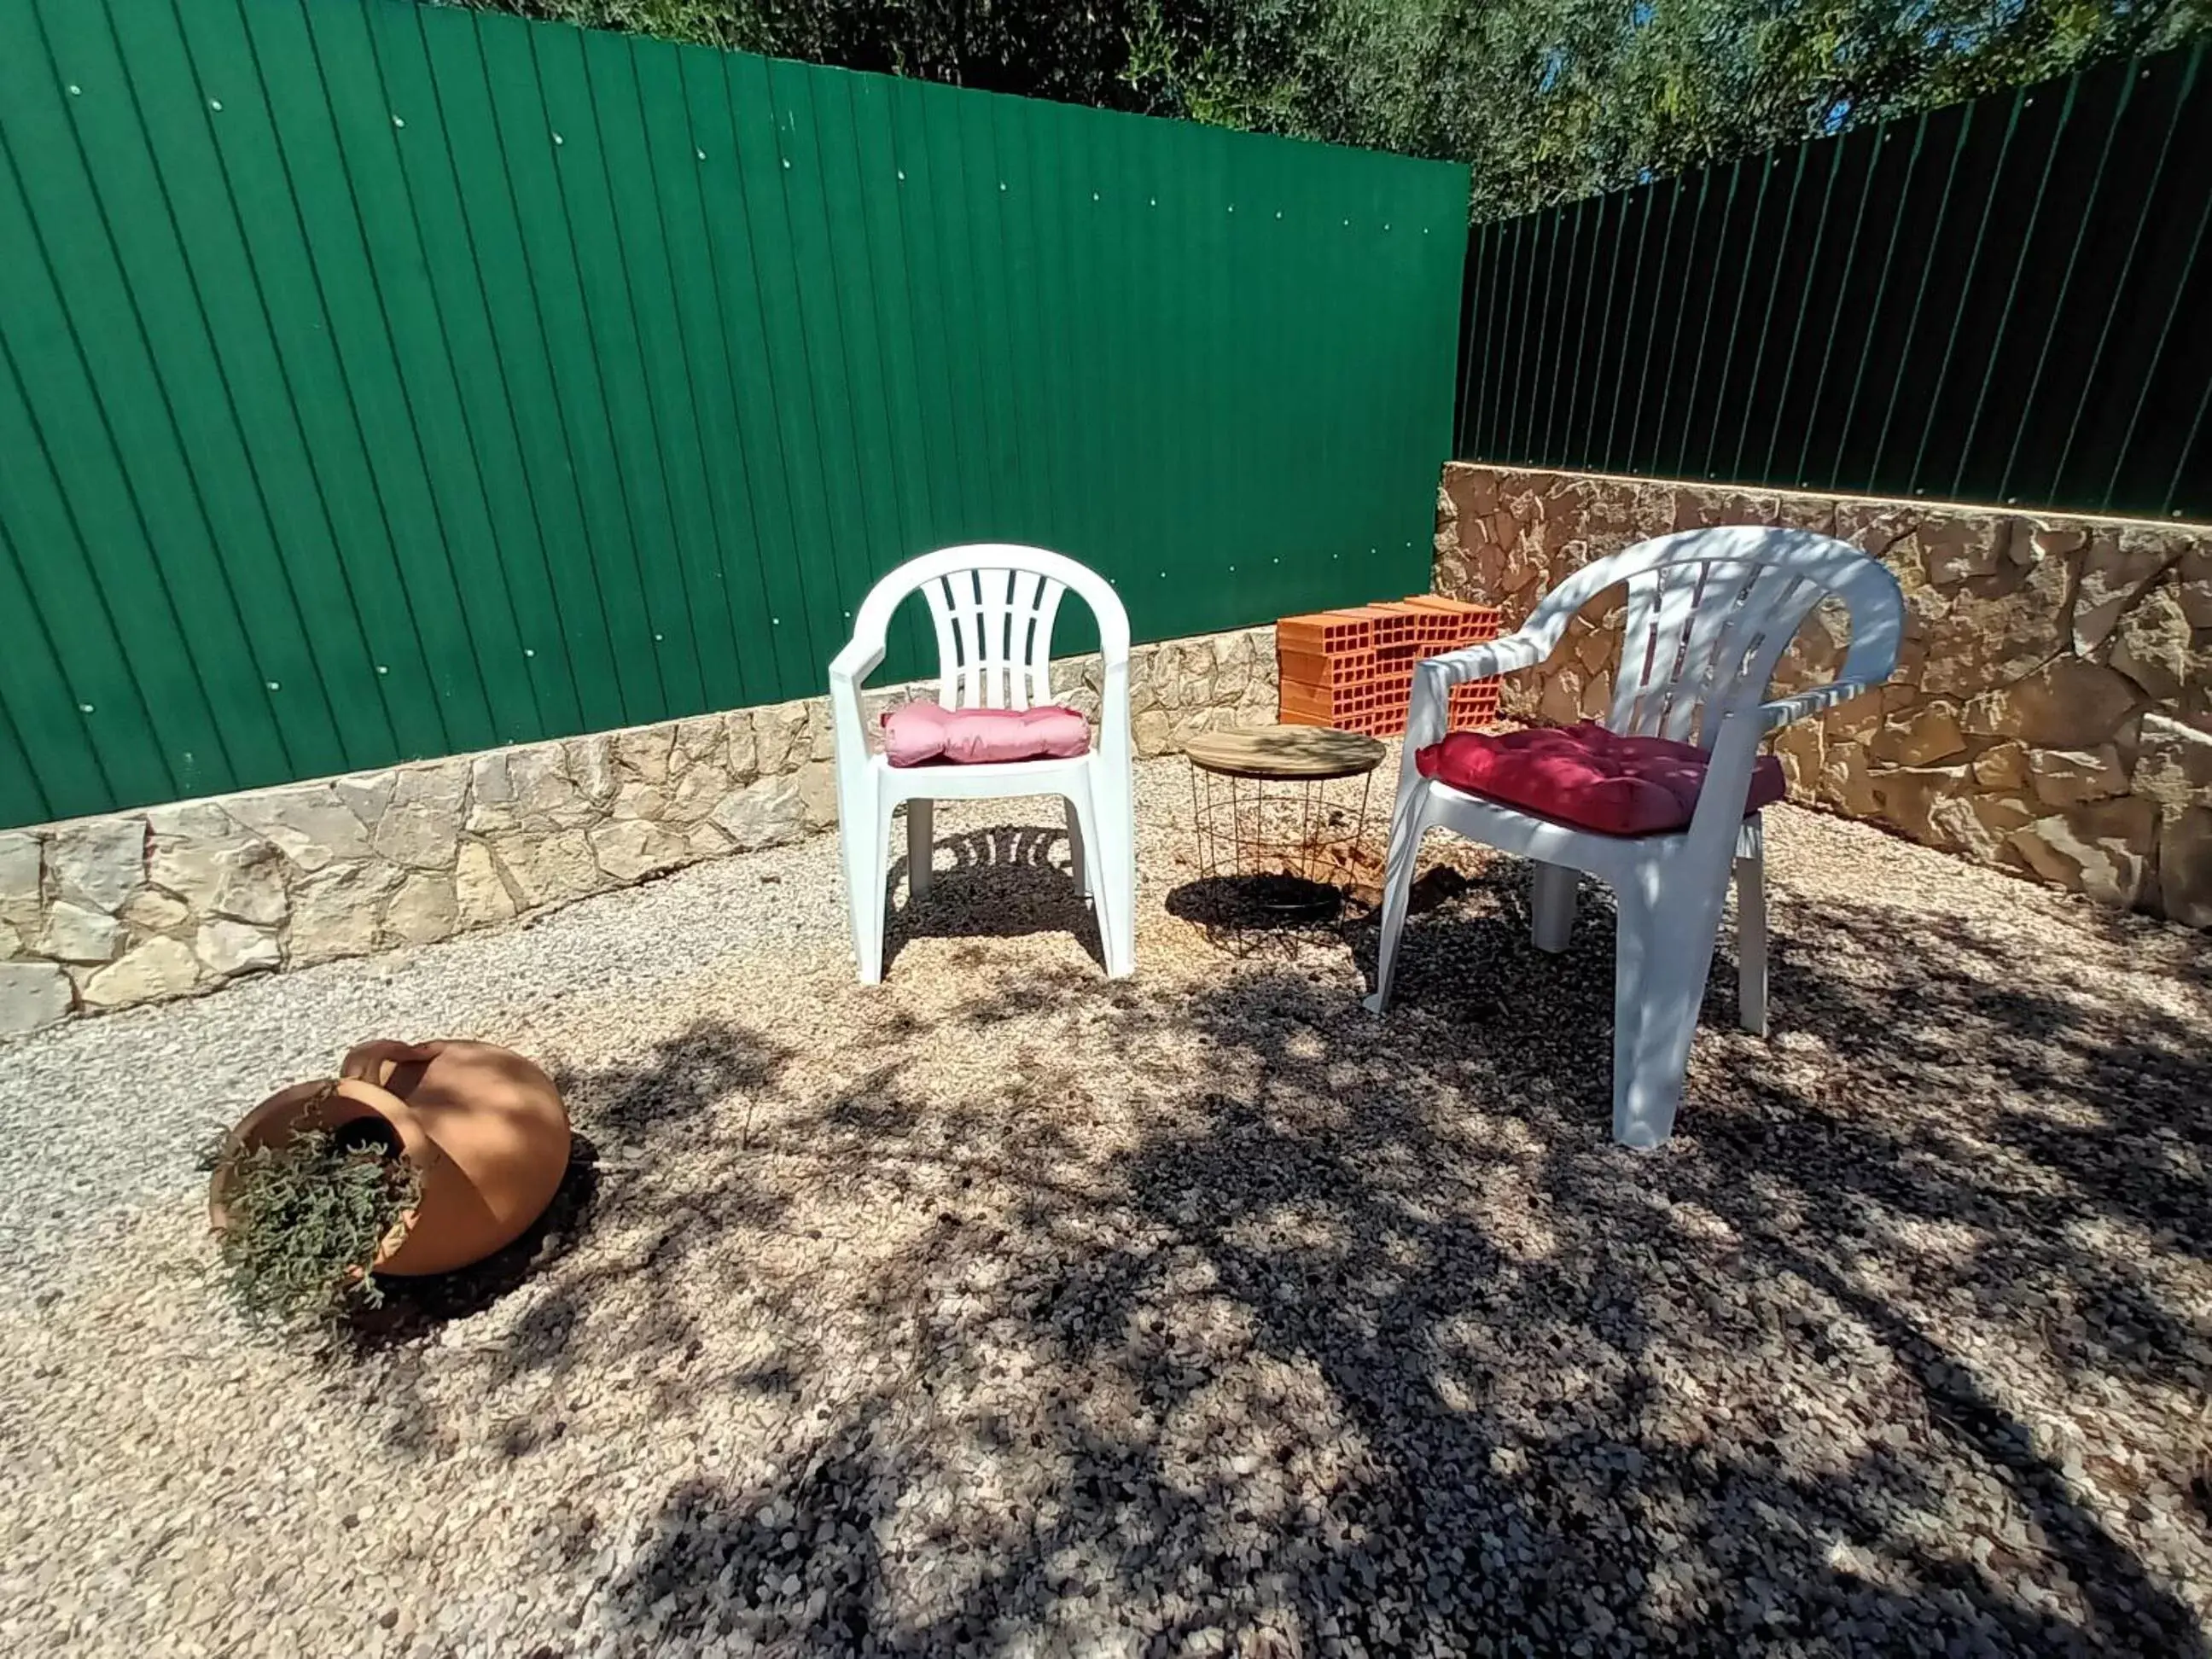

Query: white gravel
[[2, 755, 2208, 1657]]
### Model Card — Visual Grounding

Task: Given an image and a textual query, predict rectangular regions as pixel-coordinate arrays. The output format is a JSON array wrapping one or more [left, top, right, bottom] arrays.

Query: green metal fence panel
[[1455, 44, 2211, 524], [0, 0, 1465, 829]]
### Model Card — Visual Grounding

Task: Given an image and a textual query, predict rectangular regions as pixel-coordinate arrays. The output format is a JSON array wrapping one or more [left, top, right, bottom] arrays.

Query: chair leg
[[1610, 883, 1679, 1148], [1735, 817, 1768, 1037], [906, 797, 934, 901], [1362, 787, 1428, 1014], [1610, 870, 1726, 1148], [1530, 861, 1578, 953], [1063, 796, 1089, 899], [1066, 775, 1132, 978], [843, 783, 891, 985], [1103, 769, 1137, 979]]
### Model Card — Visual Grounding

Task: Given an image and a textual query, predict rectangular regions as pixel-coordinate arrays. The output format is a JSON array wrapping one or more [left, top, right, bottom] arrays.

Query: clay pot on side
[[208, 1040, 572, 1278]]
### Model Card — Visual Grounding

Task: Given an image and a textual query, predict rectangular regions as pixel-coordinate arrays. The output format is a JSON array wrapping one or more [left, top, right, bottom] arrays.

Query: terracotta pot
[[208, 1040, 572, 1277]]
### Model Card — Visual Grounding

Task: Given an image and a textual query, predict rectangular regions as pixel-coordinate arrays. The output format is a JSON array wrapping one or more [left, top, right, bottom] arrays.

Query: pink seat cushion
[[1415, 721, 1785, 836], [881, 701, 1090, 767]]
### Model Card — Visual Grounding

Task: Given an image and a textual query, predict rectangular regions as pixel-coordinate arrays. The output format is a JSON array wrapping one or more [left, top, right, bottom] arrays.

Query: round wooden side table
[[1184, 725, 1388, 923]]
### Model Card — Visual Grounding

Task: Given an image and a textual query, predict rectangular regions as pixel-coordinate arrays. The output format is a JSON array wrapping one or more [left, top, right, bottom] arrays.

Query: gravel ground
[[3, 754, 2209, 1658]]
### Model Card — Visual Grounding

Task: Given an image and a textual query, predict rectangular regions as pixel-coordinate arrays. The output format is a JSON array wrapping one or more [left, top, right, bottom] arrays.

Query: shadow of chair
[[883, 824, 1107, 974]]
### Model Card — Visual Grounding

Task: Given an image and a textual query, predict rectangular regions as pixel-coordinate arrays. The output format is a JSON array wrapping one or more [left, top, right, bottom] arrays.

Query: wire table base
[[1181, 725, 1388, 937]]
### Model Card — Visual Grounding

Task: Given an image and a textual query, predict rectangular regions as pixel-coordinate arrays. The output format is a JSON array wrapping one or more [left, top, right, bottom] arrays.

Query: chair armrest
[[1759, 676, 1881, 732], [828, 635, 889, 767], [1405, 626, 1551, 751], [1416, 628, 1551, 691], [829, 636, 887, 691]]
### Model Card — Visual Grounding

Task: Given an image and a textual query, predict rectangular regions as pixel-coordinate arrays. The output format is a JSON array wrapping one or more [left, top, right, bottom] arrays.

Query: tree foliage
[[467, 0, 2211, 217]]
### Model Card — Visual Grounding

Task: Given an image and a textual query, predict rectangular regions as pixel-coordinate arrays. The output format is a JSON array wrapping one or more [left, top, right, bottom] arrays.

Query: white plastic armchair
[[1364, 527, 1904, 1148], [830, 544, 1136, 984]]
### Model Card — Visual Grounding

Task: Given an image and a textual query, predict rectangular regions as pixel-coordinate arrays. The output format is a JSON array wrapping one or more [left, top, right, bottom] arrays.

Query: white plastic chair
[[1364, 527, 1904, 1148], [830, 544, 1136, 984]]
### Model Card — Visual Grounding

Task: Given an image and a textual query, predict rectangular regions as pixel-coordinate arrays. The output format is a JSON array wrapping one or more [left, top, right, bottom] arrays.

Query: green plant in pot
[[201, 1086, 421, 1330]]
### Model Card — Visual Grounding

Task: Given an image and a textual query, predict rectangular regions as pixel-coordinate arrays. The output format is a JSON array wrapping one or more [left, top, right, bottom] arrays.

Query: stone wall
[[1435, 464, 2211, 928], [0, 625, 1278, 1036]]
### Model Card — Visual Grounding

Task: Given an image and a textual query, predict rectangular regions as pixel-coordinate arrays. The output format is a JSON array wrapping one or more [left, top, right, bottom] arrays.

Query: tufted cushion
[[1415, 721, 1785, 836], [881, 701, 1090, 767]]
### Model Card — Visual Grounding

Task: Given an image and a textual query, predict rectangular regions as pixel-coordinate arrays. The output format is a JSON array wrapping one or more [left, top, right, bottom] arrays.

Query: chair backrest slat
[[1026, 578, 1067, 709], [859, 545, 1127, 714], [923, 576, 963, 707], [1521, 527, 1901, 748]]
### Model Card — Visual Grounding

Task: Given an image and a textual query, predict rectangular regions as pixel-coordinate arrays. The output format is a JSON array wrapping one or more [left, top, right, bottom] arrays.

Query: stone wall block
[[0, 832, 40, 937], [148, 837, 288, 926], [565, 735, 618, 804], [2009, 797, 2158, 908], [467, 752, 521, 835], [195, 918, 281, 978], [1868, 702, 1967, 767], [1771, 721, 1825, 800], [119, 888, 189, 935], [712, 777, 805, 850], [1871, 763, 1972, 844], [500, 830, 605, 910], [752, 702, 806, 775], [662, 760, 733, 827], [335, 769, 399, 830], [2073, 527, 2185, 655], [504, 747, 580, 827], [672, 714, 728, 775], [613, 724, 676, 786], [391, 757, 469, 818], [455, 840, 520, 930], [2106, 578, 2197, 704], [370, 804, 460, 873], [790, 759, 835, 826], [1973, 742, 2030, 790], [1442, 463, 1500, 525], [1918, 515, 2011, 585], [288, 860, 404, 965], [1962, 658, 2141, 748], [684, 822, 732, 863], [1834, 499, 1921, 561], [2158, 806, 2212, 928], [82, 936, 200, 1008], [590, 818, 689, 884], [0, 962, 70, 1037], [801, 701, 832, 765], [228, 783, 375, 872], [610, 781, 669, 822], [1917, 537, 2072, 696], [1133, 707, 1173, 757], [1536, 667, 1586, 727], [49, 818, 145, 914], [2133, 713, 2212, 812], [381, 872, 460, 947], [1929, 793, 2038, 868], [37, 902, 126, 964], [2177, 547, 2212, 629], [2025, 746, 2128, 808], [726, 711, 760, 783]]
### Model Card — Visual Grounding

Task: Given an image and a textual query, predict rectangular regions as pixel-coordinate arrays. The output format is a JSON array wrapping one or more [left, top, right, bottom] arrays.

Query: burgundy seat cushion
[[881, 701, 1090, 767], [1415, 721, 1785, 836]]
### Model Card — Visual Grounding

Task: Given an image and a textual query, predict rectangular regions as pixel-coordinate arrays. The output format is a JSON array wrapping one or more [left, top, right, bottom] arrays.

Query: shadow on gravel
[[883, 825, 1105, 975], [335, 1020, 798, 1456], [346, 1131, 603, 1354], [585, 851, 2212, 1656]]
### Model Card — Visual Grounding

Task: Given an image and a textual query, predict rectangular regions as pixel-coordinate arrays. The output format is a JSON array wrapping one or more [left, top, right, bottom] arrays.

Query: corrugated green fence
[[1454, 44, 2210, 523], [0, 0, 1466, 829]]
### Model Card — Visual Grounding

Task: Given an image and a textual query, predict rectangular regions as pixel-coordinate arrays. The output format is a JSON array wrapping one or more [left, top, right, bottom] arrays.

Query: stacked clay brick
[[1278, 597, 1504, 738]]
